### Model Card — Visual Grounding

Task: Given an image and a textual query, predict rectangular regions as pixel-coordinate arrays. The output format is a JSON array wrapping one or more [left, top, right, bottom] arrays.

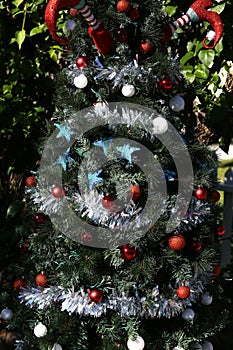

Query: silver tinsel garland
[[19, 277, 206, 319]]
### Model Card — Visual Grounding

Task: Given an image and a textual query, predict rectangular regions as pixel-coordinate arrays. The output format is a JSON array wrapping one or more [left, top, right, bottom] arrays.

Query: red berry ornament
[[168, 235, 186, 250], [139, 42, 154, 54], [34, 213, 47, 224], [129, 7, 140, 20], [81, 233, 93, 243], [194, 188, 207, 200], [129, 185, 141, 200], [159, 79, 173, 90], [76, 56, 88, 70], [70, 8, 79, 16], [36, 273, 47, 287], [14, 278, 28, 292], [176, 286, 190, 299], [51, 186, 65, 198], [217, 224, 225, 236], [122, 244, 136, 260], [117, 0, 131, 13], [88, 288, 103, 303], [193, 242, 202, 251], [25, 176, 37, 187], [210, 189, 221, 202]]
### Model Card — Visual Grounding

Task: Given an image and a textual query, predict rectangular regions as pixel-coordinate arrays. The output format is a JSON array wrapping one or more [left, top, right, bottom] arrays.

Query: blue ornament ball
[[1, 308, 13, 321]]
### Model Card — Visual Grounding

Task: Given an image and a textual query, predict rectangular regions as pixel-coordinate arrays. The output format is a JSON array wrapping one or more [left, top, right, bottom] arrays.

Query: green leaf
[[15, 29, 26, 49], [194, 64, 209, 79], [180, 52, 194, 66], [198, 49, 215, 67], [194, 41, 203, 56], [165, 6, 178, 16], [183, 72, 196, 83], [215, 38, 223, 56], [30, 26, 43, 36], [12, 0, 24, 7]]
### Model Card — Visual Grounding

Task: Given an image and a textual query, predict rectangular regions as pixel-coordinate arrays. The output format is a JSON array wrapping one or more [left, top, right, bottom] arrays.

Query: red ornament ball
[[25, 176, 37, 187], [76, 56, 88, 70], [176, 286, 190, 299], [159, 78, 173, 90], [129, 7, 140, 20], [14, 278, 28, 292], [194, 188, 208, 200], [51, 186, 65, 198], [129, 185, 141, 200], [122, 244, 136, 260], [102, 194, 115, 210], [210, 189, 221, 202], [168, 235, 186, 251], [116, 27, 128, 43], [34, 213, 47, 224], [88, 288, 103, 303], [139, 42, 154, 54], [70, 8, 79, 16], [117, 0, 131, 13], [217, 224, 225, 236], [36, 273, 47, 287]]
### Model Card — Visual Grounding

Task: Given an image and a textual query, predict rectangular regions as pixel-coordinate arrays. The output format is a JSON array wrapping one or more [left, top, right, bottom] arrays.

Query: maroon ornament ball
[[117, 0, 131, 13], [76, 56, 88, 70], [210, 189, 221, 202], [116, 27, 128, 43], [51, 186, 65, 198], [36, 273, 47, 287], [194, 188, 208, 200], [129, 7, 140, 20], [102, 194, 115, 210], [14, 278, 28, 292], [217, 224, 225, 236], [176, 286, 190, 299], [213, 264, 221, 277], [25, 176, 37, 187], [122, 244, 136, 260], [159, 78, 173, 90], [34, 213, 47, 224], [139, 42, 154, 54], [88, 288, 103, 303], [168, 235, 186, 251]]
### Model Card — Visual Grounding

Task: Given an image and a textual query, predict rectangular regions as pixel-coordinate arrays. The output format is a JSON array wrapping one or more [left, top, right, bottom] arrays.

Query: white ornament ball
[[152, 116, 168, 134], [169, 95, 185, 112], [122, 84, 136, 97], [173, 347, 185, 350], [201, 294, 213, 306], [127, 336, 145, 350], [1, 308, 13, 321], [74, 74, 88, 89], [181, 308, 195, 321], [202, 341, 213, 350], [49, 344, 63, 350], [206, 30, 215, 41], [34, 322, 48, 338]]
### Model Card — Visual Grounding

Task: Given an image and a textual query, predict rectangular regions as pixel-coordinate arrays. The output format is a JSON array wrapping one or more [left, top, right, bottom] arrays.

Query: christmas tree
[[0, 0, 230, 349]]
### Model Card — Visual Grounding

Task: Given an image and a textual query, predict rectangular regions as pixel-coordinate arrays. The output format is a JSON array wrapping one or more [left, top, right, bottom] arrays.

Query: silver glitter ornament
[[1, 308, 13, 321], [181, 308, 195, 321]]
